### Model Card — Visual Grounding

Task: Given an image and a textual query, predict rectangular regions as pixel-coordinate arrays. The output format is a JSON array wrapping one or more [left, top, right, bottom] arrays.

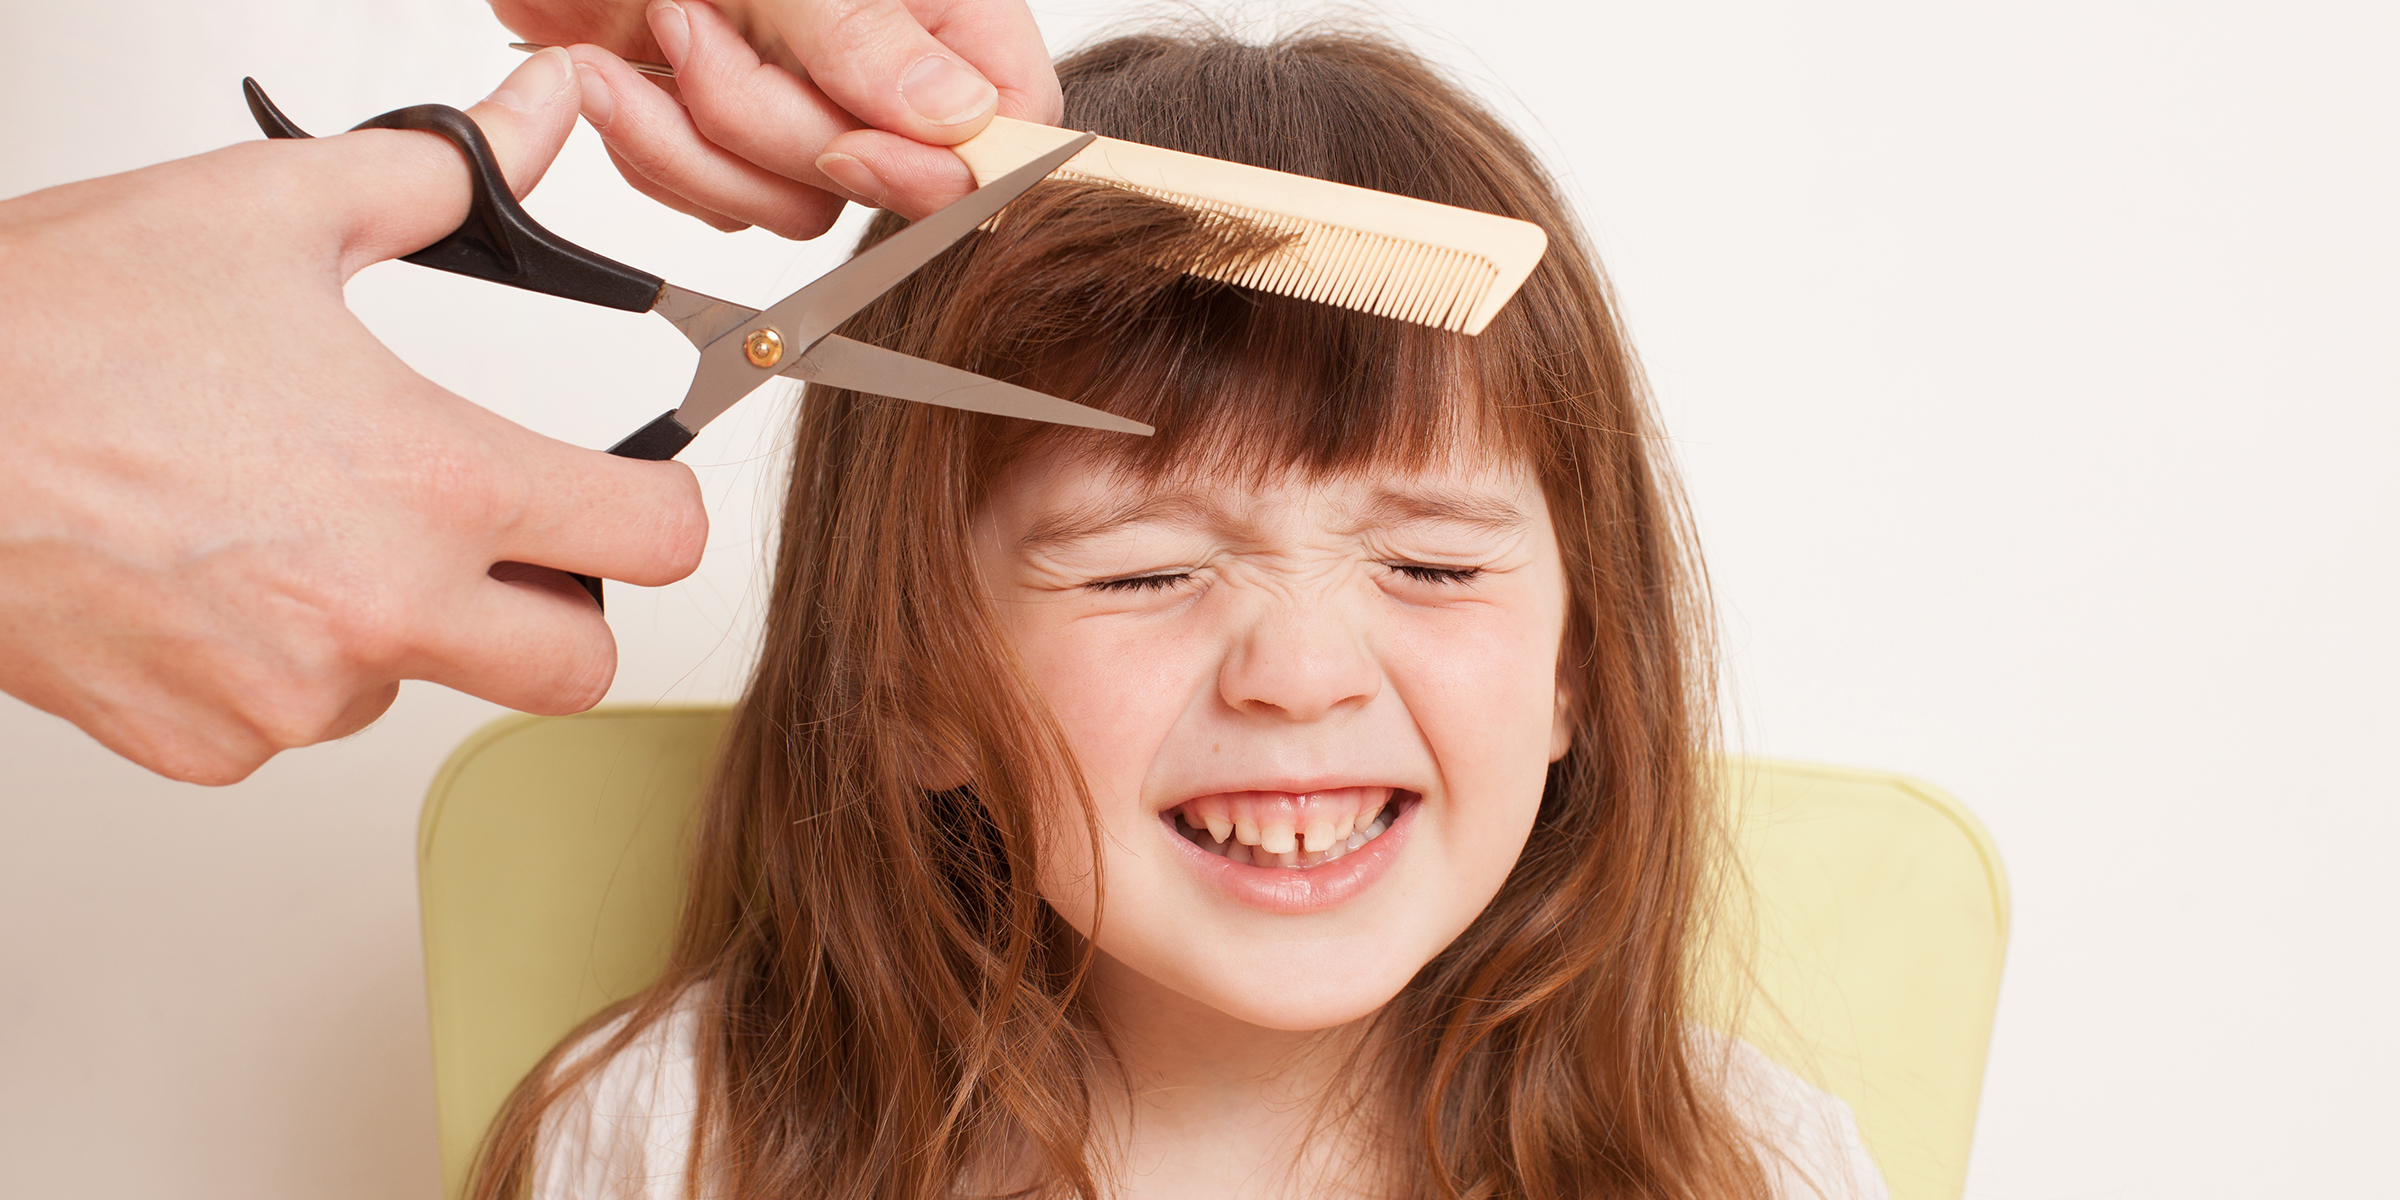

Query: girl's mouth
[[1164, 787, 1411, 869]]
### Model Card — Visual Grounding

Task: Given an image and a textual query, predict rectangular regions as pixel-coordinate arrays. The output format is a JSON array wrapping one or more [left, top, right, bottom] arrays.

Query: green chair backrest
[[419, 710, 2007, 1200]]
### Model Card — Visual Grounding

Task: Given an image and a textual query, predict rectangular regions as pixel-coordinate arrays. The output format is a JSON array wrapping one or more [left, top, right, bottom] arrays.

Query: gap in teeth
[[1171, 789, 1400, 868]]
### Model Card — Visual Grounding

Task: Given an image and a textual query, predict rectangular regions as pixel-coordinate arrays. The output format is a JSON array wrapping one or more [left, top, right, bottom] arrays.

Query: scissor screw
[[742, 328, 784, 369]]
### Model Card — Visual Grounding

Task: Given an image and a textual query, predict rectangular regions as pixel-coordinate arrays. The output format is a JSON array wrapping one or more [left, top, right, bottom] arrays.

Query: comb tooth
[[1394, 245, 1448, 326], [1431, 250, 1482, 331], [1311, 227, 1359, 304], [1287, 226, 1326, 303], [1386, 241, 1435, 320], [1392, 242, 1420, 324], [1368, 236, 1414, 317], [1349, 236, 1390, 317], [1252, 213, 1304, 291], [1363, 234, 1411, 316], [1400, 245, 1448, 325], [1264, 224, 1307, 294], [1259, 223, 1304, 298], [1450, 266, 1496, 331], [1413, 245, 1466, 327], [1325, 230, 1376, 311], [1410, 248, 1457, 329], [1296, 225, 1334, 302], [1260, 214, 1305, 295], [1449, 262, 1488, 333]]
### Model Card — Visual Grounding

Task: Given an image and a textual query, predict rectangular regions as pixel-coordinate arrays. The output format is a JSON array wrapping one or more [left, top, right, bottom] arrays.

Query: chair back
[[418, 710, 2006, 1200]]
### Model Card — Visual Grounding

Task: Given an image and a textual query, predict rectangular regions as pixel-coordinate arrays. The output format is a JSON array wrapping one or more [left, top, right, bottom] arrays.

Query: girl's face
[[975, 445, 1572, 1031]]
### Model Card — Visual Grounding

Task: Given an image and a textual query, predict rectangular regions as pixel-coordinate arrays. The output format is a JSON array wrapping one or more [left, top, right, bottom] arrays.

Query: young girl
[[477, 25, 1884, 1200]]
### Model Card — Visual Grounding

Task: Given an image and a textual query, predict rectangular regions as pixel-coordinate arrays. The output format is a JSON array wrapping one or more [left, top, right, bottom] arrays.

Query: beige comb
[[954, 118, 1546, 335]]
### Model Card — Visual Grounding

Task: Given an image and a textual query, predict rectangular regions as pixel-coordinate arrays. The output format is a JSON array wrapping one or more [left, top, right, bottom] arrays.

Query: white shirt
[[530, 995, 1887, 1199]]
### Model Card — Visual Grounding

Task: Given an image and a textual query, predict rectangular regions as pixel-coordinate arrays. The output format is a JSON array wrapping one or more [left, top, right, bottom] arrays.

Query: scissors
[[239, 79, 1146, 608]]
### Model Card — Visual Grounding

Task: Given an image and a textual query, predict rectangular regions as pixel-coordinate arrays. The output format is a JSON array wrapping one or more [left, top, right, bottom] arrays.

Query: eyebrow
[[1015, 483, 1527, 552], [1016, 492, 1229, 552], [1348, 487, 1530, 536]]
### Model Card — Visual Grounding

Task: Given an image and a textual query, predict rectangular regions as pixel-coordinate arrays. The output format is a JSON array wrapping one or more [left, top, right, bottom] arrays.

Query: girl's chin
[[1163, 971, 1410, 1034]]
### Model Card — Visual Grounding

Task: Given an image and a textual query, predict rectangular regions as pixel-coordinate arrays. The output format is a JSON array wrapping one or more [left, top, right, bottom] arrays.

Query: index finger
[[765, 0, 1060, 145], [494, 421, 711, 587]]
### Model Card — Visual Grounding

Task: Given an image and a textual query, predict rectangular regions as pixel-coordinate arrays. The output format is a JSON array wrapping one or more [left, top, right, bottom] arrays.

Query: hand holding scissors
[[243, 79, 1143, 608]]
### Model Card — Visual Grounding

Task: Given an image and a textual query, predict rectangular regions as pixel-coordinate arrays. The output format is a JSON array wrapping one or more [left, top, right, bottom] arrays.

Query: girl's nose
[[1218, 600, 1381, 721]]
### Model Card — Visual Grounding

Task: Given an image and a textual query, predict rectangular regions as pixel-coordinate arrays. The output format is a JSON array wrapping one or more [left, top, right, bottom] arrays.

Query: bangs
[[913, 182, 1546, 491]]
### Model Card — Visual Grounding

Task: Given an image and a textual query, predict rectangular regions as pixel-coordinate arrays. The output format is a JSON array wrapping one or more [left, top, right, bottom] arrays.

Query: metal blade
[[670, 130, 1097, 433], [784, 335, 1150, 435], [651, 283, 758, 351]]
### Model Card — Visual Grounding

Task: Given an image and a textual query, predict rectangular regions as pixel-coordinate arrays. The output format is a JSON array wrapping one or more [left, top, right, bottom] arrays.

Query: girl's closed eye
[[1388, 562, 1484, 586], [1087, 570, 1194, 593]]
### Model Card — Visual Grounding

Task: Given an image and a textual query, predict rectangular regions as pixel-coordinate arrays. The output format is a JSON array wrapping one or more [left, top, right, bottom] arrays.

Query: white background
[[2, 1, 2392, 1196]]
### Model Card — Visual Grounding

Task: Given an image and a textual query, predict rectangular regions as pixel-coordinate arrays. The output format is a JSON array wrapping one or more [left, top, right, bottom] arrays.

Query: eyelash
[[1391, 563, 1483, 586], [1085, 564, 1482, 592], [1088, 572, 1190, 593]]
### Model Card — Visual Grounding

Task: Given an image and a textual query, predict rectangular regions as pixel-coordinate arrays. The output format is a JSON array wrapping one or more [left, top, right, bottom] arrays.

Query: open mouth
[[1165, 787, 1413, 869]]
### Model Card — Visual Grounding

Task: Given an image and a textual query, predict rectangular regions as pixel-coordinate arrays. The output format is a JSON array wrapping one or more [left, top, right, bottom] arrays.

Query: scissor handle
[[242, 78, 663, 313]]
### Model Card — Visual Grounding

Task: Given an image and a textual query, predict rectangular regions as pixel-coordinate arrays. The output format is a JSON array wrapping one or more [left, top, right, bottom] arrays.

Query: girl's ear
[[1549, 672, 1578, 763]]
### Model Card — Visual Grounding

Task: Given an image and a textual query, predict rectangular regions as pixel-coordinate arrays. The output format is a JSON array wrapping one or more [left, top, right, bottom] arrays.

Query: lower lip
[[1159, 795, 1417, 914]]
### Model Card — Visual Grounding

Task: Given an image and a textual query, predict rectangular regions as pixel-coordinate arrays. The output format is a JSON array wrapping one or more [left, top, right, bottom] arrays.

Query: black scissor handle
[[246, 79, 697, 613], [242, 78, 663, 313]]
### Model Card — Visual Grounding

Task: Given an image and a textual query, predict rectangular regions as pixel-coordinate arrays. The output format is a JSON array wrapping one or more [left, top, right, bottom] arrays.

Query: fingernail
[[487, 46, 573, 114], [816, 153, 887, 207], [648, 0, 690, 66], [575, 63, 616, 130], [901, 54, 997, 127]]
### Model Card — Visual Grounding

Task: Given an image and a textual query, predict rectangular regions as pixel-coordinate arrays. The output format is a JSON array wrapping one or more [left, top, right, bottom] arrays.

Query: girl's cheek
[[1023, 618, 1202, 783]]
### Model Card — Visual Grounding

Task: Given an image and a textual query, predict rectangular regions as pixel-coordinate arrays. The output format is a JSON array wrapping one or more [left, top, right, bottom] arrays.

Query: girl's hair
[[473, 25, 1765, 1200]]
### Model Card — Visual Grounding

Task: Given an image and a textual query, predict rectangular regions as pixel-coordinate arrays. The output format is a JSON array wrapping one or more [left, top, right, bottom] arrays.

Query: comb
[[954, 118, 1546, 335]]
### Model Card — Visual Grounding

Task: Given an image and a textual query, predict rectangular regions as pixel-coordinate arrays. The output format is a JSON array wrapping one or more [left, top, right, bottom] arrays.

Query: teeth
[[1173, 795, 1404, 869], [1260, 820, 1297, 854], [1303, 819, 1339, 852]]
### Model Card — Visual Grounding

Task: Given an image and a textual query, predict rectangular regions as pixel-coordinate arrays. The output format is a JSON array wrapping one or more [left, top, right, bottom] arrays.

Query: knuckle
[[653, 473, 710, 578], [811, 0, 914, 60], [760, 193, 844, 241]]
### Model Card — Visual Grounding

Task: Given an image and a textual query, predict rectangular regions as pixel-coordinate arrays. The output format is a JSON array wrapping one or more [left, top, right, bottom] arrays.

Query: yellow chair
[[419, 709, 2007, 1200]]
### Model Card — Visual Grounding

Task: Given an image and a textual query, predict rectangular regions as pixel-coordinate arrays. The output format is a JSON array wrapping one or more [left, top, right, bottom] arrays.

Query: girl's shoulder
[[528, 989, 708, 1200], [1702, 1030, 1891, 1200]]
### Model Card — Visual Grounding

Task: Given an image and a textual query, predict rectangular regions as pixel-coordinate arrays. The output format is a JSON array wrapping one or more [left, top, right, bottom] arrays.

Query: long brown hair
[[472, 25, 1765, 1200]]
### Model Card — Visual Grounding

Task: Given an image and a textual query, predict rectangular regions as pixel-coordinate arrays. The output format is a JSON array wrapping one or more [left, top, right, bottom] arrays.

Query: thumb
[[463, 46, 582, 198], [326, 47, 581, 273]]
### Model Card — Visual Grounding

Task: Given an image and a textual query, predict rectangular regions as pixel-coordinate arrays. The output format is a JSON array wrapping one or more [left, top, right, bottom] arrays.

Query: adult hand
[[0, 49, 706, 785], [490, 0, 1062, 230]]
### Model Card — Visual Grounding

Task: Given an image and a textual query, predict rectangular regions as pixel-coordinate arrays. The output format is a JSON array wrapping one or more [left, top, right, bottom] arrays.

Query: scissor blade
[[758, 131, 1096, 354], [786, 335, 1151, 436], [671, 130, 1097, 434], [651, 283, 758, 350]]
